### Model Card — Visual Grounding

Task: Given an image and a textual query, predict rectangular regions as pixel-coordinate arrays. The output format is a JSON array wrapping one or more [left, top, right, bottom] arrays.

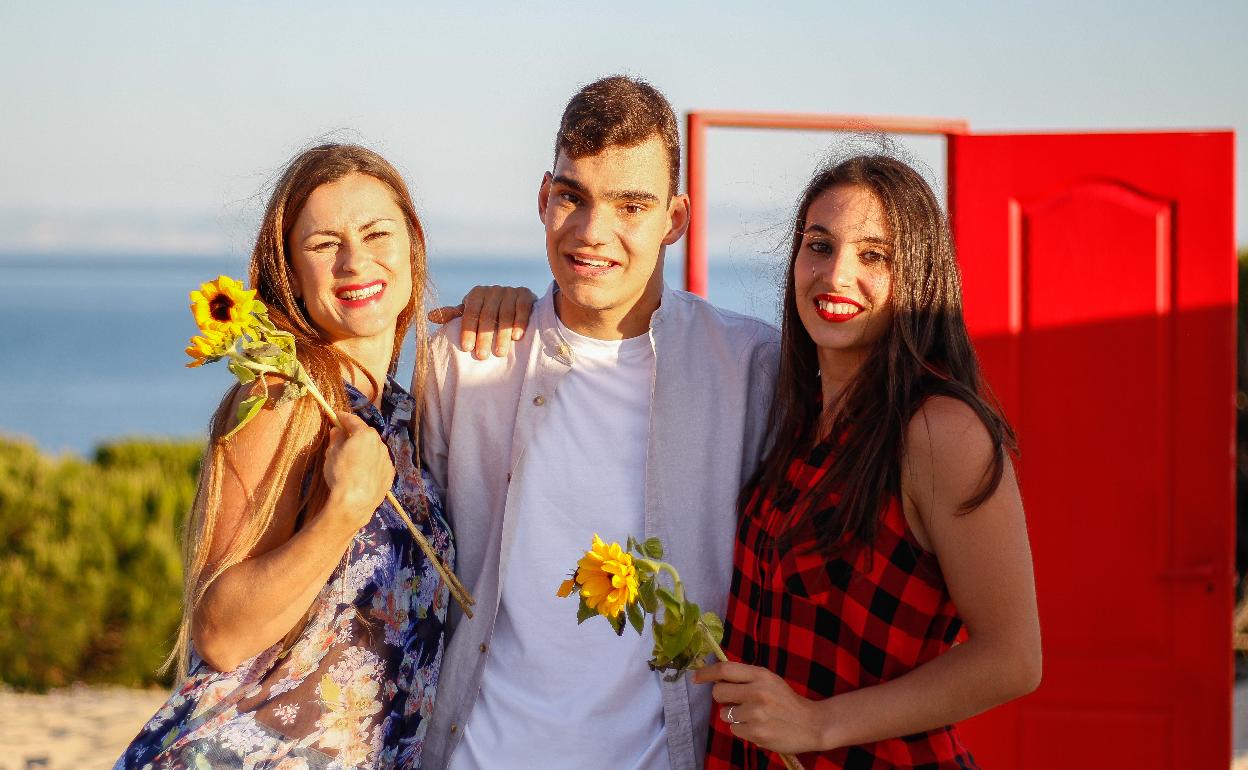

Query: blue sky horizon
[[2, 1, 1245, 265]]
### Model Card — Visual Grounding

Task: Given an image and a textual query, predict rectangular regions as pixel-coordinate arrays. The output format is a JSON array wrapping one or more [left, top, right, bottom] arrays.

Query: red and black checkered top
[[705, 433, 978, 770]]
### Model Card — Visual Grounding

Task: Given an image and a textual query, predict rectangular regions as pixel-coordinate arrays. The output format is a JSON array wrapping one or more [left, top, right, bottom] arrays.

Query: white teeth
[[339, 284, 384, 301], [572, 256, 612, 268], [817, 300, 860, 315]]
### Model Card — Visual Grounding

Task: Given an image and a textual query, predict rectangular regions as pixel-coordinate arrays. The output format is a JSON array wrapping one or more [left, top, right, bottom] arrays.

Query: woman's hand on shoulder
[[902, 396, 1043, 698], [319, 410, 394, 535], [427, 284, 537, 360]]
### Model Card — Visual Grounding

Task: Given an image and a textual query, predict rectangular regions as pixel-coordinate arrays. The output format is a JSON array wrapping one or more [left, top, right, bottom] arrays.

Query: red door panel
[[948, 132, 1235, 769]]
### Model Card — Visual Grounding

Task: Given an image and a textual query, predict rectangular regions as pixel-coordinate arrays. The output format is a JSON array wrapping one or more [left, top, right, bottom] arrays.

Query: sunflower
[[571, 534, 640, 619], [184, 328, 229, 368], [189, 275, 261, 338]]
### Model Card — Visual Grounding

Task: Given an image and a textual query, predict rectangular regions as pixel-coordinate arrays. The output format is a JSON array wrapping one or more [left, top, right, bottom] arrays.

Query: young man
[[420, 76, 779, 770]]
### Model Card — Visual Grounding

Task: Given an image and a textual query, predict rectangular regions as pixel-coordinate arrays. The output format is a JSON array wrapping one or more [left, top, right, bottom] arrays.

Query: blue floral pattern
[[115, 379, 451, 770]]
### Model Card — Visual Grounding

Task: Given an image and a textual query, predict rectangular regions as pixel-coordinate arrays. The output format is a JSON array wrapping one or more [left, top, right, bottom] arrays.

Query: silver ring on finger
[[727, 705, 742, 725]]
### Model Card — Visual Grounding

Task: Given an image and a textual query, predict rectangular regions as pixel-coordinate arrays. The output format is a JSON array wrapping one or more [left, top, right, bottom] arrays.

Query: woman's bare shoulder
[[219, 379, 307, 456], [209, 378, 322, 519], [903, 396, 998, 501]]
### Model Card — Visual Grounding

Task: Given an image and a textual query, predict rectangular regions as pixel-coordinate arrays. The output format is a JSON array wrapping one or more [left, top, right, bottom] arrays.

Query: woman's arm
[[696, 396, 1041, 754], [191, 389, 394, 672]]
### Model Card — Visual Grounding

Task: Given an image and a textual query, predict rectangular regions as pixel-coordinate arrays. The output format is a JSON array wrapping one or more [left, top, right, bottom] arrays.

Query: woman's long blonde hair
[[165, 144, 430, 679]]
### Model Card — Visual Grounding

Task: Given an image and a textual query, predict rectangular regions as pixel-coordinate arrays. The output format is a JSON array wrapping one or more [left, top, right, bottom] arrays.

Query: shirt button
[[450, 723, 459, 733], [506, 473, 512, 483], [479, 642, 488, 653], [533, 395, 545, 406]]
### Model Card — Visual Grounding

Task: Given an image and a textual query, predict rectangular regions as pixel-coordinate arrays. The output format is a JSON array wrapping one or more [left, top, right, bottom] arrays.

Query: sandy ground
[[0, 684, 167, 770], [0, 681, 1245, 768]]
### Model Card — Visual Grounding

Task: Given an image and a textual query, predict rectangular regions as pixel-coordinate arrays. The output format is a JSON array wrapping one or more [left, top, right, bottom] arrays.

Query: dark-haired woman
[[698, 156, 1041, 769]]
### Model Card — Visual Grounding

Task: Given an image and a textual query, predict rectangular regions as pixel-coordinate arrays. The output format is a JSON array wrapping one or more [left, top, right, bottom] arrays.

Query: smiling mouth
[[814, 295, 863, 322], [566, 253, 619, 274], [336, 281, 386, 304]]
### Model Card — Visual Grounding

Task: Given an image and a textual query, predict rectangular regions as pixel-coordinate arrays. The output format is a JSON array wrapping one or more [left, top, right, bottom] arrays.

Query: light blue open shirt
[[419, 284, 780, 770]]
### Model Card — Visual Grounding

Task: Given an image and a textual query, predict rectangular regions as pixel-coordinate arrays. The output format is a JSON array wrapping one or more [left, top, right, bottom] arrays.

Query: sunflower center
[[209, 294, 235, 322]]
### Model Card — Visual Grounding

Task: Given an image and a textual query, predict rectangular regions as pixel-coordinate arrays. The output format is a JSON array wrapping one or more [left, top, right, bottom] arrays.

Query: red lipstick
[[814, 294, 863, 322], [335, 280, 386, 308]]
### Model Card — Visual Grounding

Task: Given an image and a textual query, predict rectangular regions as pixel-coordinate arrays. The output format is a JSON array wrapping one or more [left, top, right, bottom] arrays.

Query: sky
[[1, 0, 1244, 264]]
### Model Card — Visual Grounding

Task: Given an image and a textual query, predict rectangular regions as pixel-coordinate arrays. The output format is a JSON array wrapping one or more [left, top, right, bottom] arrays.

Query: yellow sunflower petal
[[570, 534, 641, 620]]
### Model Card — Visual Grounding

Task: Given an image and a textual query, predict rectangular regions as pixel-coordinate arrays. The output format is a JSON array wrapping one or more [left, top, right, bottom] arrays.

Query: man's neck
[[553, 289, 662, 341]]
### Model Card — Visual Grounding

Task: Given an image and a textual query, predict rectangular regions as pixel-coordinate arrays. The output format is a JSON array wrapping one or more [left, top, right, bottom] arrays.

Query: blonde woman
[[118, 144, 466, 769]]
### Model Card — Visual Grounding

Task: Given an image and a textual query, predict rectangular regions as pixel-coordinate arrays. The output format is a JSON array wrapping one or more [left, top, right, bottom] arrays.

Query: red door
[[948, 132, 1236, 768]]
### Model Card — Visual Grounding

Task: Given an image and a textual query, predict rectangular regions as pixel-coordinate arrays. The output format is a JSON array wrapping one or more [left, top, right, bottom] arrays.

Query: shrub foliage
[[0, 436, 200, 690]]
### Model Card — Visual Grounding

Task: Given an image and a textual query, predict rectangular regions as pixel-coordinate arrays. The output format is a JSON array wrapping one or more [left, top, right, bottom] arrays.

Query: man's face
[[538, 135, 688, 338]]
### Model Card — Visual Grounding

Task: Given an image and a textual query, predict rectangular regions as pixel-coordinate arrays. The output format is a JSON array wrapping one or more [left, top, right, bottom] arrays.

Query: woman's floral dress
[[115, 380, 452, 770]]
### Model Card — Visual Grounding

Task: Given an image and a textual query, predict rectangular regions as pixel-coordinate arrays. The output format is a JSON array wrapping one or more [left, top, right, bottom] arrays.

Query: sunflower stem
[[293, 362, 342, 429], [659, 562, 685, 603], [699, 622, 729, 664]]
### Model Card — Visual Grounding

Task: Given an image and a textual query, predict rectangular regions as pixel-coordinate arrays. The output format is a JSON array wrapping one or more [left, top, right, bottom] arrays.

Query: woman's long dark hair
[[750, 154, 1017, 554]]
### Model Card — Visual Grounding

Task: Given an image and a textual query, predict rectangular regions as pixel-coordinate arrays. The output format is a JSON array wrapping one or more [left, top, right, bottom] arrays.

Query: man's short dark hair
[[554, 75, 681, 196]]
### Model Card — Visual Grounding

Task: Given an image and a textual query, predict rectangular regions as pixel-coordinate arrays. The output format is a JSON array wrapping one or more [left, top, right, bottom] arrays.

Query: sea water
[[0, 252, 783, 454]]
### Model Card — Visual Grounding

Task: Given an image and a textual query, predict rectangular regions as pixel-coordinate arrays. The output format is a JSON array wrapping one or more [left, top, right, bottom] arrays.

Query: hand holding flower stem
[[185, 276, 475, 616], [558, 534, 802, 770], [293, 385, 475, 618]]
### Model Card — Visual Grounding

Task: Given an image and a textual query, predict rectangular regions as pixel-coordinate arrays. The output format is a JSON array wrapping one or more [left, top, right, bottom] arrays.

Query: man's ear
[[537, 171, 553, 223], [662, 193, 690, 246]]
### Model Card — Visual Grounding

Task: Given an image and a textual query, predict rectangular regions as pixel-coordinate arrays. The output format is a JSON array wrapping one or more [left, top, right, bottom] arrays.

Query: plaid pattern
[[706, 436, 978, 770]]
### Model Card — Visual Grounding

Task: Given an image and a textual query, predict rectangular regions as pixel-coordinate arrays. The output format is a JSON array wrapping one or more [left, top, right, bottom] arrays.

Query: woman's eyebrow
[[800, 227, 891, 248], [306, 218, 396, 239]]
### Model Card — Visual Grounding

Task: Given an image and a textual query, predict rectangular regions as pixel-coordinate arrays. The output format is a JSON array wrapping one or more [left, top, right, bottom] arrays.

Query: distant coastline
[[0, 252, 780, 455]]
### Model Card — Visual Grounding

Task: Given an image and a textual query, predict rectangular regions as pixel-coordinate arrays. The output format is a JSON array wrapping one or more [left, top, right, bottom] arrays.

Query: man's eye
[[621, 203, 644, 215], [559, 192, 580, 205]]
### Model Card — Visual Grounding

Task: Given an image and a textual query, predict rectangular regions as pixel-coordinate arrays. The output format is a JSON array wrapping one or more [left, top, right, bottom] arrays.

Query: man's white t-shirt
[[449, 318, 670, 770]]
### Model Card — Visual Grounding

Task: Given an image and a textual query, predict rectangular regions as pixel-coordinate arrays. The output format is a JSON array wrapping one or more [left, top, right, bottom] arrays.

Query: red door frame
[[683, 110, 969, 296]]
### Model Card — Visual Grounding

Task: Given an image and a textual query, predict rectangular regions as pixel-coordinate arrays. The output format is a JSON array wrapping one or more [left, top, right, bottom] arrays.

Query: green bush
[[0, 436, 201, 690]]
